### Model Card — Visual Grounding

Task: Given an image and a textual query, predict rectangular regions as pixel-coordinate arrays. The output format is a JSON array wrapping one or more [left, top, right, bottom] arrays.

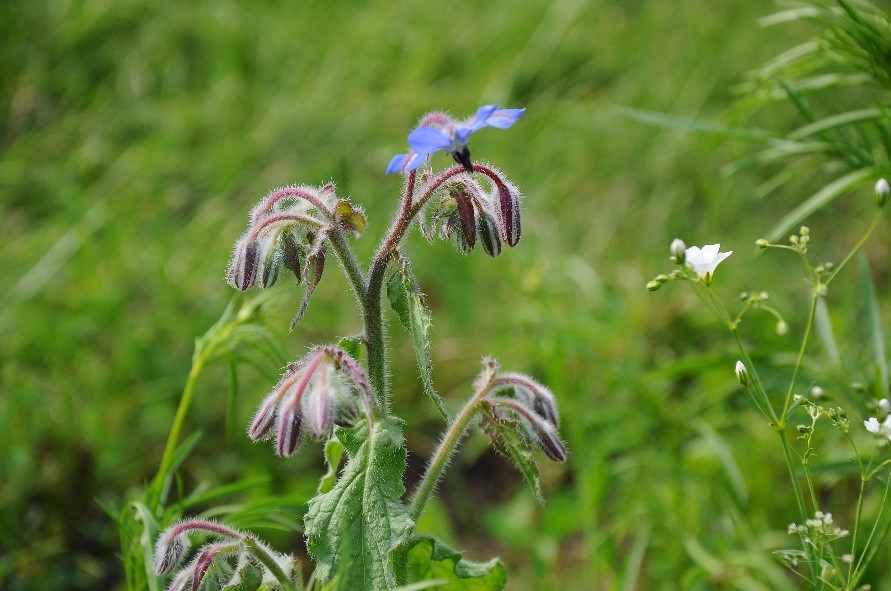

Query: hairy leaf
[[386, 265, 448, 419], [404, 535, 506, 591], [318, 437, 345, 494], [305, 418, 414, 590], [479, 406, 544, 504]]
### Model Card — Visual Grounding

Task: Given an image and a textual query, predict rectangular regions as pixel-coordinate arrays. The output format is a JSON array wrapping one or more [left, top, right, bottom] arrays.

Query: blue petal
[[403, 152, 427, 171], [484, 108, 525, 129], [407, 127, 451, 156], [386, 153, 409, 175], [466, 105, 499, 132]]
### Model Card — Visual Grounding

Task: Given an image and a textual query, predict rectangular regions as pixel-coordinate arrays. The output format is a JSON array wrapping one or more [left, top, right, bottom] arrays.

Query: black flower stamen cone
[[452, 146, 473, 173]]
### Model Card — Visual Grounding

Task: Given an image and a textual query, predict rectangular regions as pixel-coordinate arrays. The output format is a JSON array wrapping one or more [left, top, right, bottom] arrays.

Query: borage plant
[[152, 105, 566, 591]]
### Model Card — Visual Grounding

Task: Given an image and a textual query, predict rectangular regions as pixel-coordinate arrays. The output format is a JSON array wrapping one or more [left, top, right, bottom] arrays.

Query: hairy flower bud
[[248, 392, 280, 441], [536, 425, 567, 462], [258, 236, 282, 289], [453, 188, 478, 250], [275, 405, 303, 457], [226, 237, 260, 291], [280, 231, 303, 283], [154, 533, 188, 575], [478, 212, 502, 257], [494, 178, 522, 247]]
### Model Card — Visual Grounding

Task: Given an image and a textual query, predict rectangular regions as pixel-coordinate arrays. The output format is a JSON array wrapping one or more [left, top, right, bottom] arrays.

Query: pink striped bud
[[226, 236, 259, 291], [493, 177, 522, 247], [248, 392, 280, 441], [275, 404, 303, 457]]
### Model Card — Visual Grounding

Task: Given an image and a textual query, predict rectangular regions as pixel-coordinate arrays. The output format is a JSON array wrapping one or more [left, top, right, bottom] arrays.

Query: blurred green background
[[3, 0, 890, 589]]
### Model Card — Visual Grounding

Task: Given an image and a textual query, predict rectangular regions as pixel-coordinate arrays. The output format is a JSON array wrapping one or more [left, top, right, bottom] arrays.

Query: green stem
[[327, 225, 367, 302], [826, 210, 883, 287], [149, 354, 206, 509], [779, 429, 820, 585], [410, 389, 488, 522], [731, 328, 779, 425], [245, 536, 299, 591], [364, 174, 416, 410], [847, 477, 866, 585], [780, 292, 819, 421]]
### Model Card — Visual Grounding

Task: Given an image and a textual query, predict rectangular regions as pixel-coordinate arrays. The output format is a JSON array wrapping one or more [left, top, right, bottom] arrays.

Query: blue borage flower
[[386, 105, 525, 175]]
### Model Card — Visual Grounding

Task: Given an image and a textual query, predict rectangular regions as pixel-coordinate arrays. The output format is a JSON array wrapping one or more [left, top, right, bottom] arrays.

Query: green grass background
[[2, 0, 889, 589]]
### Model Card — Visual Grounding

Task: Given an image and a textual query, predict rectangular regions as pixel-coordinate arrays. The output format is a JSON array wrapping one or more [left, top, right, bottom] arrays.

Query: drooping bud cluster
[[476, 359, 566, 462], [248, 345, 375, 457], [154, 519, 297, 590], [226, 184, 366, 323], [420, 170, 522, 257]]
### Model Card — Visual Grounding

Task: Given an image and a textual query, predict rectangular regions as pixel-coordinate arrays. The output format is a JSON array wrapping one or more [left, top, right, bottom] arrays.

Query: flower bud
[[495, 179, 522, 247], [453, 188, 478, 250], [258, 239, 282, 289], [670, 238, 686, 264], [646, 280, 662, 292], [280, 232, 303, 283], [536, 426, 567, 462], [275, 405, 303, 457], [735, 360, 748, 386], [478, 212, 502, 257], [776, 321, 789, 335], [192, 546, 222, 590], [755, 238, 769, 249], [248, 392, 280, 441], [875, 178, 889, 207], [226, 237, 260, 291], [154, 533, 188, 575]]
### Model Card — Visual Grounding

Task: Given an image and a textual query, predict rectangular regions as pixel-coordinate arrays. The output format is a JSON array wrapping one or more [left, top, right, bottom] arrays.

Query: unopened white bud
[[735, 360, 748, 386], [875, 178, 889, 207], [670, 238, 686, 264]]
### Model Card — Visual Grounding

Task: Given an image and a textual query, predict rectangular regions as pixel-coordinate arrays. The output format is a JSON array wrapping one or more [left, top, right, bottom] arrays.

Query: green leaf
[[386, 264, 449, 419], [860, 256, 889, 398], [318, 437, 345, 494], [337, 335, 364, 360], [766, 167, 876, 242], [305, 418, 414, 591], [618, 106, 773, 140], [404, 535, 506, 591], [479, 407, 544, 504]]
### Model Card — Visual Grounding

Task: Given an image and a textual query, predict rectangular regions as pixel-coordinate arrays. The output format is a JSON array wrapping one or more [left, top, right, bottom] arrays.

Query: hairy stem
[[410, 392, 485, 523], [244, 537, 299, 591], [364, 173, 417, 410]]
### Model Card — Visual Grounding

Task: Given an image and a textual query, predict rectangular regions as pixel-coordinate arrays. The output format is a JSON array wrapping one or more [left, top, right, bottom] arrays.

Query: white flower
[[684, 244, 733, 285], [864, 415, 891, 440], [875, 178, 890, 197], [879, 398, 890, 414]]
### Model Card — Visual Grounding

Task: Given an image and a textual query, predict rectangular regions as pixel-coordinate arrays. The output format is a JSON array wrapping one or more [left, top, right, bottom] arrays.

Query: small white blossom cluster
[[647, 240, 733, 291], [864, 398, 891, 442], [788, 511, 849, 540]]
